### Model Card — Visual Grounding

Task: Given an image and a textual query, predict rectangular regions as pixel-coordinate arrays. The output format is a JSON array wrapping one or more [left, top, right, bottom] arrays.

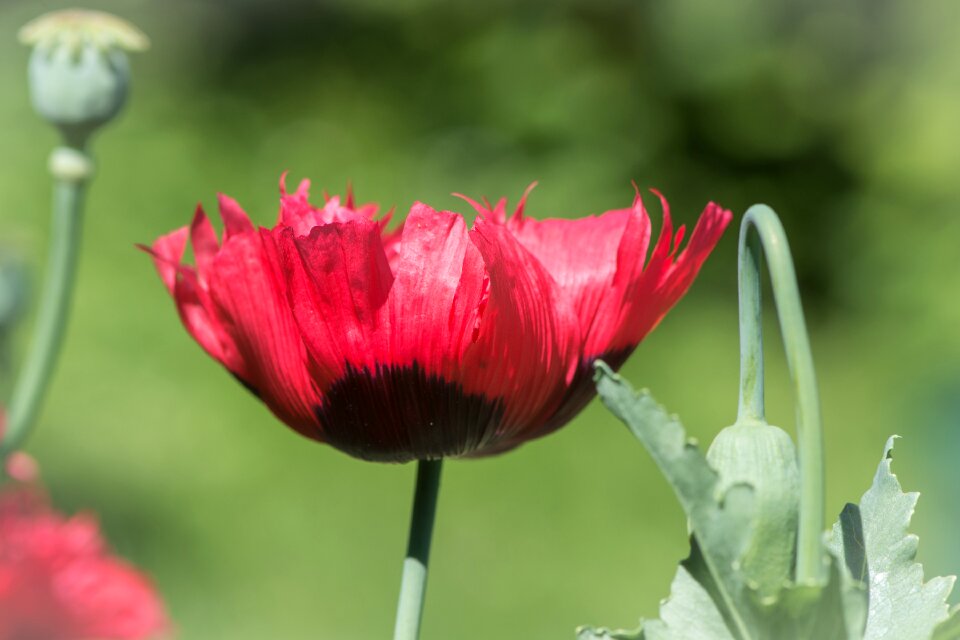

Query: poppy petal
[[279, 219, 394, 385], [207, 231, 322, 437], [467, 218, 580, 446], [606, 198, 732, 352], [217, 193, 255, 239], [141, 235, 243, 377], [146, 226, 188, 294], [387, 203, 486, 368], [507, 206, 648, 348], [189, 204, 219, 282]]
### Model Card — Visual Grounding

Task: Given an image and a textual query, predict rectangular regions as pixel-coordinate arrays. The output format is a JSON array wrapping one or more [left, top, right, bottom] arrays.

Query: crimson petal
[[467, 217, 580, 450], [207, 230, 322, 437]]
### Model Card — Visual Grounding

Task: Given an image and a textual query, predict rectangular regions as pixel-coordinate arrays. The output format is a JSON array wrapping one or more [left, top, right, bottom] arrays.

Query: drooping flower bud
[[706, 419, 800, 598], [19, 9, 148, 147]]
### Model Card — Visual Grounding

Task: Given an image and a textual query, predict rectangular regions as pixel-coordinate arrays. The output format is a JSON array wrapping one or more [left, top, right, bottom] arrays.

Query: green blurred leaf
[[829, 437, 955, 640]]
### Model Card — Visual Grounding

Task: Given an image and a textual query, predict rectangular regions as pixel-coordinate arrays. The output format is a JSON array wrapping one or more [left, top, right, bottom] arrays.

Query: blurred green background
[[1, 0, 959, 637]]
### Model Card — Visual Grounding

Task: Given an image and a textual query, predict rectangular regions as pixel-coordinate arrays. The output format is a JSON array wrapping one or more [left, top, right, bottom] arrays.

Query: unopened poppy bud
[[19, 9, 148, 147], [706, 420, 800, 597]]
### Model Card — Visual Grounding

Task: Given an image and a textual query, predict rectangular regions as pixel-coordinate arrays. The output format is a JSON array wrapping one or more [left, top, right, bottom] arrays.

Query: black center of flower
[[314, 361, 506, 463]]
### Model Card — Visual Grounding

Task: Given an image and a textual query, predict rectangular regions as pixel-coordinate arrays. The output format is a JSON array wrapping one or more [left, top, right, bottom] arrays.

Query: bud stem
[[737, 226, 765, 423], [1, 146, 89, 457], [393, 459, 443, 640], [737, 205, 824, 584]]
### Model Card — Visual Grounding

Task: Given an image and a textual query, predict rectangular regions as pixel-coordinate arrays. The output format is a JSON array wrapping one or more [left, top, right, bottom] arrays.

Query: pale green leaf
[[932, 606, 960, 640], [594, 362, 756, 638], [576, 561, 736, 640], [576, 625, 643, 640], [829, 437, 955, 640], [590, 363, 867, 640]]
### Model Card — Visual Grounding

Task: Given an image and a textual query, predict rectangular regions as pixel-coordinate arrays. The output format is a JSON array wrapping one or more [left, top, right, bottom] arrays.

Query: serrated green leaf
[[835, 503, 868, 588], [576, 626, 643, 640], [591, 363, 867, 640], [594, 362, 756, 639], [648, 556, 739, 640], [576, 561, 737, 640], [829, 436, 955, 640], [748, 551, 863, 640]]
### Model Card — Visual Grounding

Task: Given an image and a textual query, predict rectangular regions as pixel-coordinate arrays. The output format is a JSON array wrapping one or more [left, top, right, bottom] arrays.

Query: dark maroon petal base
[[467, 346, 635, 457], [232, 373, 261, 399], [315, 362, 506, 462]]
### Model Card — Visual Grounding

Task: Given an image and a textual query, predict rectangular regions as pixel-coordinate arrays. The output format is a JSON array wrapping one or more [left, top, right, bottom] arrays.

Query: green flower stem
[[1, 146, 91, 457], [737, 225, 765, 423], [738, 205, 824, 584], [393, 459, 443, 640]]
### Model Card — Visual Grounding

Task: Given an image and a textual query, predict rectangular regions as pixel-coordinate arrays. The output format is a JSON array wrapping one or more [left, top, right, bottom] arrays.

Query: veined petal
[[147, 225, 188, 295], [217, 193, 255, 239], [278, 176, 383, 236], [278, 219, 394, 386], [467, 217, 580, 448], [170, 266, 247, 379], [387, 203, 486, 368], [208, 230, 322, 437], [605, 197, 732, 352], [507, 206, 648, 347], [340, 204, 490, 458], [475, 188, 730, 438], [140, 235, 245, 379], [189, 204, 219, 283]]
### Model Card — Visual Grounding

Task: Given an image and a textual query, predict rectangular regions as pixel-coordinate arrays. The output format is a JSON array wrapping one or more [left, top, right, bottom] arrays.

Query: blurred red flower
[[144, 177, 730, 461], [0, 486, 169, 640]]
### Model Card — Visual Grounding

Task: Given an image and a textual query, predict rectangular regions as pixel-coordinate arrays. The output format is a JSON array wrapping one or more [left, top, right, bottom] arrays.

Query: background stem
[[1, 147, 89, 457], [393, 459, 443, 640], [739, 205, 825, 584]]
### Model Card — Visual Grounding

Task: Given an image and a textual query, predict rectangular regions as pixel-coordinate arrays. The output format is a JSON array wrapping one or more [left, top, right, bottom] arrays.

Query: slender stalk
[[393, 459, 443, 640], [738, 205, 824, 584], [737, 228, 765, 423], [0, 146, 91, 457]]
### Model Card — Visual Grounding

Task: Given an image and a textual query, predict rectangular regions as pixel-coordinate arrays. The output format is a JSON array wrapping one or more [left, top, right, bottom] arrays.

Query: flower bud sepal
[[705, 418, 800, 598]]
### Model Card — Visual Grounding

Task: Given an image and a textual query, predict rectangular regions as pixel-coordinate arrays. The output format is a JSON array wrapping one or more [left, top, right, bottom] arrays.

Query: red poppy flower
[[0, 486, 169, 640], [144, 177, 730, 462]]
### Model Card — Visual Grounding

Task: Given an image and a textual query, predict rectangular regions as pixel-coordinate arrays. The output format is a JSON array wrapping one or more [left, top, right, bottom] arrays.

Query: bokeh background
[[1, 0, 959, 637]]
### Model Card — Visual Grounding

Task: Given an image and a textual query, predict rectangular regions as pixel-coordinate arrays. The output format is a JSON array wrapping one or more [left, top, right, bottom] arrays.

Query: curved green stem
[[1, 146, 91, 457], [737, 227, 765, 423], [738, 205, 824, 584], [393, 459, 443, 640]]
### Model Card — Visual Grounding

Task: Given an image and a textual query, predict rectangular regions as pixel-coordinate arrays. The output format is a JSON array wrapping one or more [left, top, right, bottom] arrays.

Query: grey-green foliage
[[706, 421, 799, 599], [828, 437, 955, 640], [933, 607, 960, 640], [581, 363, 956, 640]]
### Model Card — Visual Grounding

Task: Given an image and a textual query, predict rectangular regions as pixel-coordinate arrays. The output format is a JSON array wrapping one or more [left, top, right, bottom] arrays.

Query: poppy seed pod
[[705, 420, 800, 597], [19, 10, 148, 146]]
